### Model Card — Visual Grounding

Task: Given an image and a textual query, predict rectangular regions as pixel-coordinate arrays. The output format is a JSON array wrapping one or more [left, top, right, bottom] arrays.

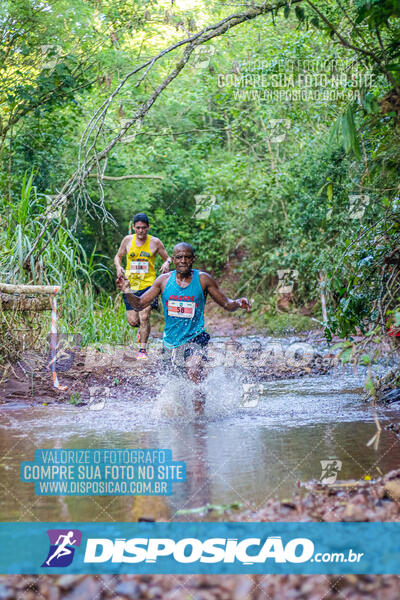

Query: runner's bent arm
[[201, 273, 251, 312], [118, 275, 163, 310], [114, 236, 129, 278], [155, 238, 171, 273]]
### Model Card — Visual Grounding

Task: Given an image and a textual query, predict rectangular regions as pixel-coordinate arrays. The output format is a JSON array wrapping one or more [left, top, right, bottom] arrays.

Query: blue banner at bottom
[[1, 522, 399, 574]]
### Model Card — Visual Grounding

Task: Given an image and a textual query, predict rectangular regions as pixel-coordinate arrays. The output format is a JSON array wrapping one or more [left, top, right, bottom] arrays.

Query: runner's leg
[[185, 352, 206, 413], [185, 340, 210, 414], [126, 309, 139, 328], [185, 353, 204, 384], [138, 305, 152, 350]]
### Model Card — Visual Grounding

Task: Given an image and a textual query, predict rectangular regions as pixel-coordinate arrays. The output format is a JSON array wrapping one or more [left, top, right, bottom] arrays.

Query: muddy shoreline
[[0, 327, 391, 406]]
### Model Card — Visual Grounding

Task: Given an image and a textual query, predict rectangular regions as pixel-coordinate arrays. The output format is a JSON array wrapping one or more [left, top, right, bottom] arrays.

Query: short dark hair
[[133, 213, 149, 226]]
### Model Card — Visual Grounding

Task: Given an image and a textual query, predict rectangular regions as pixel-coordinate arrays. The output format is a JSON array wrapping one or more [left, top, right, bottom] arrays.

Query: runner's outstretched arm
[[201, 273, 251, 312], [117, 274, 163, 310]]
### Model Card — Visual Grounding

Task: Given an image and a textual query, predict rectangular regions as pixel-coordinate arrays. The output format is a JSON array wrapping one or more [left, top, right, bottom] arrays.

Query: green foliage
[[1, 0, 399, 350], [355, 0, 400, 26]]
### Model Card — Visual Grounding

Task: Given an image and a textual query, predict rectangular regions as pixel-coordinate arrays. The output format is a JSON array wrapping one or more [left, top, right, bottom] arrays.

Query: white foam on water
[[151, 366, 245, 421], [201, 366, 244, 418], [151, 374, 197, 420]]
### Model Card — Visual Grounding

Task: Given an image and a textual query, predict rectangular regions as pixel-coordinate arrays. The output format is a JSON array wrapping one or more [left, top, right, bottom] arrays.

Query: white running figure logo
[[46, 531, 77, 566]]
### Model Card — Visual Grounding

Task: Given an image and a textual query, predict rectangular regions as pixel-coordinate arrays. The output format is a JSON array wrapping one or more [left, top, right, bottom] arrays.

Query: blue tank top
[[162, 269, 206, 348]]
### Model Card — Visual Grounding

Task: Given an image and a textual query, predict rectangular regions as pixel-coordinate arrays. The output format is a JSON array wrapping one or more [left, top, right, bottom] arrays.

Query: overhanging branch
[[88, 174, 164, 180], [21, 0, 302, 270]]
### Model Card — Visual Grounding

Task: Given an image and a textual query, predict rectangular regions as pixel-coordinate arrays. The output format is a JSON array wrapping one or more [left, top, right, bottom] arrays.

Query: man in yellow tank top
[[114, 213, 171, 359]]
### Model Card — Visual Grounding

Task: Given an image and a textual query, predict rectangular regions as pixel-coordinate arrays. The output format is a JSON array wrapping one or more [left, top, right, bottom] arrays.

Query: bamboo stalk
[[319, 272, 328, 322], [0, 283, 60, 295], [88, 174, 163, 180]]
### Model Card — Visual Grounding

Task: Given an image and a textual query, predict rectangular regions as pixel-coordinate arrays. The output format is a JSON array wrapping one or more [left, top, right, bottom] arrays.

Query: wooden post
[[319, 272, 328, 323], [0, 281, 67, 391]]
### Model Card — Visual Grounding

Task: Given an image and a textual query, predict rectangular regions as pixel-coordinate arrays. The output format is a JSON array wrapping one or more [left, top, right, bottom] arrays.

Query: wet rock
[[340, 503, 367, 521], [343, 574, 358, 585], [137, 575, 152, 582], [232, 578, 253, 599], [382, 388, 400, 404], [164, 591, 189, 600], [45, 585, 60, 600], [17, 593, 35, 600], [383, 469, 400, 481], [147, 587, 163, 599], [386, 422, 400, 434], [351, 493, 367, 505], [0, 583, 14, 600], [56, 575, 85, 590], [63, 577, 99, 600], [36, 582, 57, 600], [94, 577, 119, 599], [97, 574, 116, 588], [197, 591, 223, 600], [300, 577, 326, 594], [14, 577, 36, 590], [114, 581, 141, 598], [384, 479, 400, 501]]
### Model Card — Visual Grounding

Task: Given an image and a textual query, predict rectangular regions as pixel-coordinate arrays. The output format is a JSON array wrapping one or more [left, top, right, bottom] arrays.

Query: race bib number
[[130, 261, 148, 273], [168, 300, 195, 319]]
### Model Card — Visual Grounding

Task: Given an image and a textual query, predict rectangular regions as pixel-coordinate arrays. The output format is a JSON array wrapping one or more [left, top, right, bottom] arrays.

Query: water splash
[[201, 366, 245, 419], [151, 374, 197, 420], [151, 366, 245, 421]]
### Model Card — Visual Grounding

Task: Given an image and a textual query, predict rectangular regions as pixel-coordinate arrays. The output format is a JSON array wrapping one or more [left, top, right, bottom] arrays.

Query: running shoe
[[137, 348, 148, 360]]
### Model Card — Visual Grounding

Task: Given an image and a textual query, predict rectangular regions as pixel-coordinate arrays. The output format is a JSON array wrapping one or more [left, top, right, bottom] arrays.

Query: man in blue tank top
[[117, 242, 251, 383]]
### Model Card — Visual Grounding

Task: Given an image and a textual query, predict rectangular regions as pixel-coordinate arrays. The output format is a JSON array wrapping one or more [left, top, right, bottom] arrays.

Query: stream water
[[1, 336, 400, 522]]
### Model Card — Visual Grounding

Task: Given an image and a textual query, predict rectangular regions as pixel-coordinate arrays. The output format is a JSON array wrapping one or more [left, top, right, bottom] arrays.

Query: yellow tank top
[[125, 234, 156, 291]]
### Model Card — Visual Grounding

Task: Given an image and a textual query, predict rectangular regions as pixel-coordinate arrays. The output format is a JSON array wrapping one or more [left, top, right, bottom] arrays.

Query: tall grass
[[0, 172, 135, 358]]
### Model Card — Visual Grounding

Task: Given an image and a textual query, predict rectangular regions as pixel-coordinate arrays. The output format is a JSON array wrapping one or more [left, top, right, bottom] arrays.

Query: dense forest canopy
[[0, 0, 399, 351]]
